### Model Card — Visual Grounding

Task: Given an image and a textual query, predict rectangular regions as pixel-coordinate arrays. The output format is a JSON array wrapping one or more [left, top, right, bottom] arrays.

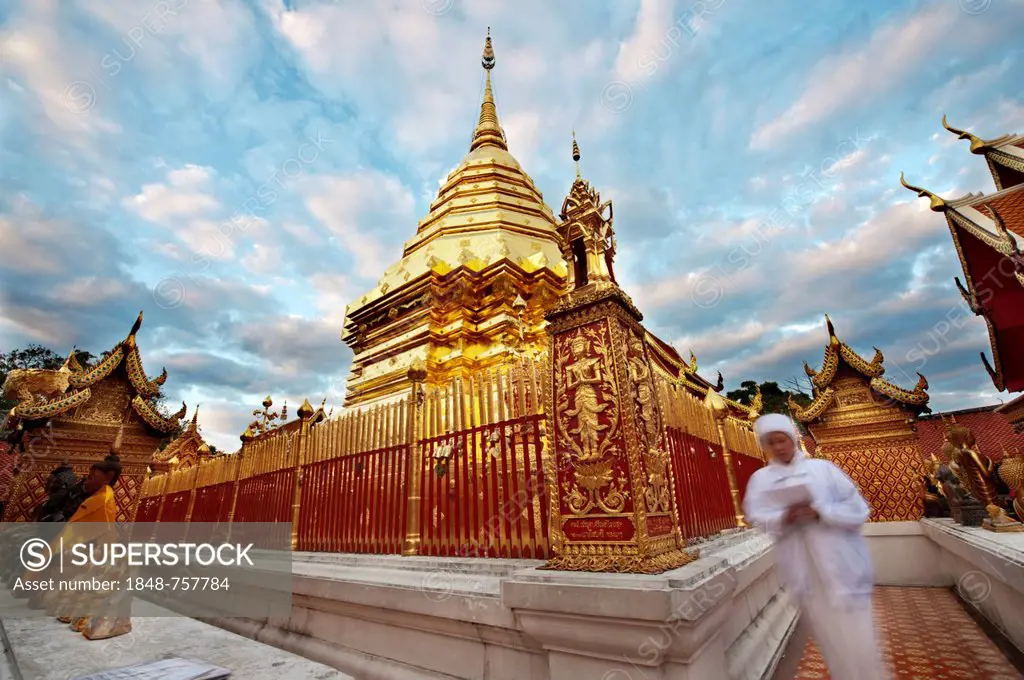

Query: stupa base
[[542, 547, 700, 574]]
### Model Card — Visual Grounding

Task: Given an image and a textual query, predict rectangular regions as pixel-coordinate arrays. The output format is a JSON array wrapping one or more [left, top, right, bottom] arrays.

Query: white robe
[[743, 450, 887, 680]]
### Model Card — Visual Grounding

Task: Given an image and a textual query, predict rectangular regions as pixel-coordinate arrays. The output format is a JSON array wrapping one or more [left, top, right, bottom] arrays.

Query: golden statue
[[997, 448, 1024, 520], [983, 504, 1024, 533], [563, 335, 608, 461], [941, 417, 999, 507]]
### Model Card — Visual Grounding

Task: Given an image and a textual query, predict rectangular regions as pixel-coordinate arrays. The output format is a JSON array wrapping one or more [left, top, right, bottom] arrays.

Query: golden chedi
[[340, 29, 567, 406]]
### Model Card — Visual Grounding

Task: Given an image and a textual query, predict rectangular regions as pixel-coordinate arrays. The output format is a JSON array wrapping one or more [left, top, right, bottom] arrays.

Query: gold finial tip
[[571, 132, 581, 163], [482, 28, 495, 70]]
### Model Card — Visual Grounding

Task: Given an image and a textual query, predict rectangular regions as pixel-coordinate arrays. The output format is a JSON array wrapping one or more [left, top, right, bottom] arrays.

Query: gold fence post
[[154, 473, 169, 523], [716, 418, 745, 528], [402, 364, 427, 556], [183, 465, 201, 523], [226, 433, 249, 542], [291, 399, 315, 551]]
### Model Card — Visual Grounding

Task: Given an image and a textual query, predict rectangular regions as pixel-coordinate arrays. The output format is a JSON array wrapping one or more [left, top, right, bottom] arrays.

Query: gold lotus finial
[[942, 115, 990, 154], [470, 28, 507, 152], [899, 172, 947, 212]]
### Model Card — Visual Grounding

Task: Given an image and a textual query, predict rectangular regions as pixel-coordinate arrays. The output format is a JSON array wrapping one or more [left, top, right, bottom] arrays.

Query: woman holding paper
[[743, 413, 888, 680]]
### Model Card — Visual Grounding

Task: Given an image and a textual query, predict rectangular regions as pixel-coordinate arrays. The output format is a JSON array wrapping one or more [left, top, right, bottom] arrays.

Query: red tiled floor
[[791, 587, 1022, 679]]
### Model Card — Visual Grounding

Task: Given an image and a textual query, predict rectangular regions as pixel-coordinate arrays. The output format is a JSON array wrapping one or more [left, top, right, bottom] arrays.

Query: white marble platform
[[202, 530, 791, 680], [0, 606, 353, 680]]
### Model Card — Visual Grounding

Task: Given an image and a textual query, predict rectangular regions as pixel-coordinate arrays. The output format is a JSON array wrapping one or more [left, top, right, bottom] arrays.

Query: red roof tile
[[916, 405, 1024, 463]]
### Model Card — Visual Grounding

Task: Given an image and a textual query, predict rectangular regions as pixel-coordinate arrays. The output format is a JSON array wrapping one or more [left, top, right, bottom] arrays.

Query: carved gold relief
[[556, 329, 620, 463]]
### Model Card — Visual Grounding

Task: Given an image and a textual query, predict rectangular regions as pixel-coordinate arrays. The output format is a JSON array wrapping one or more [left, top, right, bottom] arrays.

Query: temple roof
[[942, 116, 1024, 191], [10, 311, 186, 432], [900, 170, 1024, 392], [790, 316, 929, 423], [341, 30, 565, 335], [152, 407, 210, 470]]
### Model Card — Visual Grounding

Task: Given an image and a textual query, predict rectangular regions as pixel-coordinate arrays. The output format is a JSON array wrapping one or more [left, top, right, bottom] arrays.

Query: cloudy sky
[[1, 0, 1022, 451]]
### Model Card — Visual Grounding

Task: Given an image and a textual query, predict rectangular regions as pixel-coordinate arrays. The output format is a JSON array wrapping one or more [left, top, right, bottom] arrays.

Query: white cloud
[[302, 170, 417, 279], [612, 0, 675, 83], [750, 4, 961, 149], [50, 277, 131, 305], [122, 164, 219, 223]]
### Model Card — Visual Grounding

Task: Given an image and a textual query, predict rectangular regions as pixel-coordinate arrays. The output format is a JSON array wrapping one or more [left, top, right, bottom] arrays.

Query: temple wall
[[202, 531, 794, 680], [805, 377, 925, 522]]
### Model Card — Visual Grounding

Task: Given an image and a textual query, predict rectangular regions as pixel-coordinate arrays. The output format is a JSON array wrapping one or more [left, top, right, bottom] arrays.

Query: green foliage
[[726, 380, 812, 416]]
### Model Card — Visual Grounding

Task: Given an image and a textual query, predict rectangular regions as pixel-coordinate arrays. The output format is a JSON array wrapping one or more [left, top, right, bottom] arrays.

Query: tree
[[726, 379, 812, 416]]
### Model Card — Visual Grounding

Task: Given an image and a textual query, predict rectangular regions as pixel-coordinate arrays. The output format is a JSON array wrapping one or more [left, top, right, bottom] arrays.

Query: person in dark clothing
[[35, 465, 83, 522]]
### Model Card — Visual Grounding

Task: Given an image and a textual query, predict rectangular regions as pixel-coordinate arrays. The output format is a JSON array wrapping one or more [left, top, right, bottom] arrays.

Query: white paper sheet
[[764, 481, 813, 508], [70, 658, 231, 680]]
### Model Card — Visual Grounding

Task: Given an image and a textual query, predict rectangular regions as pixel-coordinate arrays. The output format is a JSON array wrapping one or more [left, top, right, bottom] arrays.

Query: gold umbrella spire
[[470, 27, 507, 152], [572, 129, 581, 178]]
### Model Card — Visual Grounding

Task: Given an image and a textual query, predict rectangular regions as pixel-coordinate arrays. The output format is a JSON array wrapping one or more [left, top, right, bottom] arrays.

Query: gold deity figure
[[942, 418, 999, 507], [563, 334, 608, 461]]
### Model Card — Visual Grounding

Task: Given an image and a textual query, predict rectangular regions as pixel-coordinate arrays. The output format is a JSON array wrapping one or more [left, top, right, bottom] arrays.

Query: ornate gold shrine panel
[[815, 437, 924, 521], [70, 379, 132, 426], [553, 317, 634, 533]]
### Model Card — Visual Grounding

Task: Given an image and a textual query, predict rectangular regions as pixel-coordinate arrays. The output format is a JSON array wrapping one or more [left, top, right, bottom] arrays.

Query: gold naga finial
[[125, 310, 144, 346], [942, 114, 991, 154], [899, 172, 947, 212], [470, 27, 507, 152], [572, 129, 582, 178], [748, 384, 763, 419], [803, 360, 817, 377], [688, 350, 698, 373], [824, 314, 839, 345], [914, 373, 929, 393]]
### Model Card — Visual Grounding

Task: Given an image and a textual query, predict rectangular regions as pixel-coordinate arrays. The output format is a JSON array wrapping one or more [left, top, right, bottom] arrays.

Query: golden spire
[[572, 129, 581, 179], [470, 28, 507, 152], [942, 115, 990, 154], [899, 172, 947, 212]]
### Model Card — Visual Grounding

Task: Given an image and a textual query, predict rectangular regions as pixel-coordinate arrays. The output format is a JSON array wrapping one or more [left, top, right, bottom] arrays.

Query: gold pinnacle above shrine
[[340, 30, 567, 406]]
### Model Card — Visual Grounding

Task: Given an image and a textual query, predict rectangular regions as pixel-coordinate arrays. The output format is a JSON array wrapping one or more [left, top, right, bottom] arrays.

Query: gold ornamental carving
[[559, 331, 616, 463]]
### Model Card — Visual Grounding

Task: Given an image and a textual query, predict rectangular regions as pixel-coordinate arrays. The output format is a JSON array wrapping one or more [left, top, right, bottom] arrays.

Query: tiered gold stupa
[[341, 30, 568, 405]]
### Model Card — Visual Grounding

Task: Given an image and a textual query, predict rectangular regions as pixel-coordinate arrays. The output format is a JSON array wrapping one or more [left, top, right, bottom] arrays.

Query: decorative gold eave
[[790, 387, 835, 423], [869, 374, 930, 407], [125, 344, 166, 398], [11, 388, 92, 420], [153, 409, 203, 463], [811, 316, 886, 389], [132, 396, 186, 433], [69, 346, 125, 388]]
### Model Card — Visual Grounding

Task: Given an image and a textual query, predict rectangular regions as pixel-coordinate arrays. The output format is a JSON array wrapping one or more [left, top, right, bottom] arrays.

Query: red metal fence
[[135, 359, 763, 556], [666, 427, 737, 538]]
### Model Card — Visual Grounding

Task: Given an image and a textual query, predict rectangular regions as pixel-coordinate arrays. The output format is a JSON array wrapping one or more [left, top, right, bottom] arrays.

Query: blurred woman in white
[[743, 413, 887, 680]]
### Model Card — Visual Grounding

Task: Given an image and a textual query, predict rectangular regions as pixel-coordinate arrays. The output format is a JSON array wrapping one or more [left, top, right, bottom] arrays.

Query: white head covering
[[754, 413, 799, 442], [749, 411, 802, 464]]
